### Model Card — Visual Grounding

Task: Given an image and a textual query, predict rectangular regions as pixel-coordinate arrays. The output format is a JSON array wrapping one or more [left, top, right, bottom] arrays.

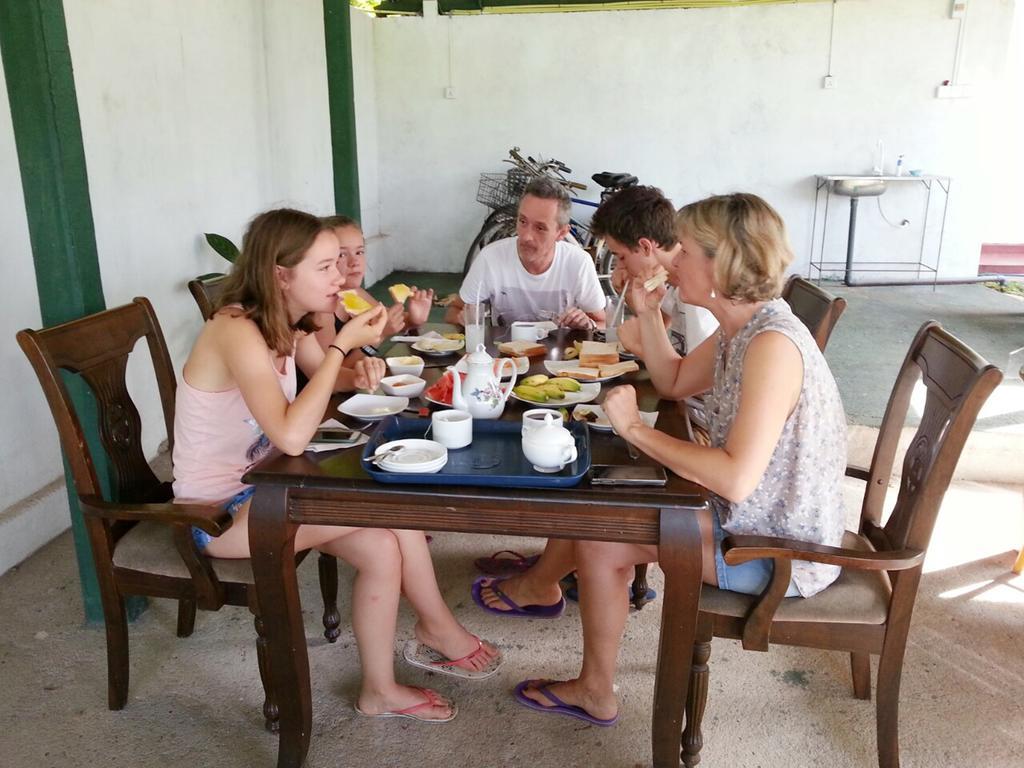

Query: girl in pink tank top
[[173, 209, 501, 723]]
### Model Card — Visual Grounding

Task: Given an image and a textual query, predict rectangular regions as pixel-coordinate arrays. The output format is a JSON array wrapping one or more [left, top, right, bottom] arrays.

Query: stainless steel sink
[[830, 178, 887, 197]]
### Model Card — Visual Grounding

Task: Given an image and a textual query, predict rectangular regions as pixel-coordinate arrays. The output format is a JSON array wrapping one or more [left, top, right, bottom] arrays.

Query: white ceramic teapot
[[521, 411, 578, 473], [450, 343, 517, 420]]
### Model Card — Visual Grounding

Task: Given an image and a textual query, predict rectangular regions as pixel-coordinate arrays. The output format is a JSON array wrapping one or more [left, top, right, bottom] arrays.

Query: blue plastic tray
[[361, 416, 591, 488]]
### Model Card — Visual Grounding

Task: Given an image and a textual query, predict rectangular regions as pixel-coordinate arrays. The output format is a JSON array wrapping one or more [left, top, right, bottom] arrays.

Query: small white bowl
[[386, 355, 425, 377], [380, 374, 427, 398]]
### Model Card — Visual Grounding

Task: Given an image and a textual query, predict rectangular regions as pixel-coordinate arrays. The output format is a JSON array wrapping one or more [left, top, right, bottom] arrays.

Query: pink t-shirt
[[172, 354, 296, 504]]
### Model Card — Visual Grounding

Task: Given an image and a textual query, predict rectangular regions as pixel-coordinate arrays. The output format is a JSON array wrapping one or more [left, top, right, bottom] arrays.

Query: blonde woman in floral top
[[513, 193, 846, 727]]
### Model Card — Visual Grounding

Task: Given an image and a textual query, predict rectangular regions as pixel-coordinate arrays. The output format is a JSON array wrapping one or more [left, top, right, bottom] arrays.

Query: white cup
[[431, 409, 473, 449], [465, 323, 486, 352], [511, 322, 546, 342]]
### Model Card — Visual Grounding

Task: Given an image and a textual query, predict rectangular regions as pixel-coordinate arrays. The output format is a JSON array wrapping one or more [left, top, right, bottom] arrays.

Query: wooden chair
[[187, 273, 228, 320], [17, 297, 340, 732], [680, 321, 1001, 768], [782, 275, 848, 352]]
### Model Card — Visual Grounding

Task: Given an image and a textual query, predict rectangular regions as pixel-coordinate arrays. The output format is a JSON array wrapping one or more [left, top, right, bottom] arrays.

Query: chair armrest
[[845, 464, 871, 481], [721, 534, 924, 572], [79, 495, 233, 535]]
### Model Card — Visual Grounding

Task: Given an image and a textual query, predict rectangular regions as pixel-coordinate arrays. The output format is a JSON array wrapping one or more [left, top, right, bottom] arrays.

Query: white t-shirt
[[460, 237, 605, 326], [661, 287, 719, 354]]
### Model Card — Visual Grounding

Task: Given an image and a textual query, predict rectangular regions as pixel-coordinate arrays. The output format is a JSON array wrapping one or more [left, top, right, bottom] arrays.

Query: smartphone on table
[[311, 427, 363, 445], [590, 464, 668, 487]]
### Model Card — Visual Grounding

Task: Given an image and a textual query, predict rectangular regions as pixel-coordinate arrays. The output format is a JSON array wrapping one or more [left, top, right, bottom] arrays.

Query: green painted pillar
[[0, 0, 138, 624], [324, 1, 361, 219]]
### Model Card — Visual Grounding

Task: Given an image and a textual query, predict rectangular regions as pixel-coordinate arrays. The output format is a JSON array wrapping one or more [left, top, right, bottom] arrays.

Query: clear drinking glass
[[465, 303, 486, 351]]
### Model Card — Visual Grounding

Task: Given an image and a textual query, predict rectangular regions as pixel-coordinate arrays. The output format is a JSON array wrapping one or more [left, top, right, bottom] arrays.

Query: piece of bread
[[643, 270, 669, 292], [498, 340, 546, 357], [389, 283, 413, 303], [556, 367, 601, 381], [598, 360, 639, 378], [339, 289, 372, 315], [579, 340, 619, 368]]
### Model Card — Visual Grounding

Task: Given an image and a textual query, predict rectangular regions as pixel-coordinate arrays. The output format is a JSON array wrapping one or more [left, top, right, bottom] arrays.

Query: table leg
[[652, 507, 703, 768], [249, 486, 312, 768]]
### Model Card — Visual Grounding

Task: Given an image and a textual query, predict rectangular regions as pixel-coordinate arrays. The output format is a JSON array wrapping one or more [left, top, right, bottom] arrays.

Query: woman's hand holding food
[[384, 302, 406, 336], [335, 304, 387, 351]]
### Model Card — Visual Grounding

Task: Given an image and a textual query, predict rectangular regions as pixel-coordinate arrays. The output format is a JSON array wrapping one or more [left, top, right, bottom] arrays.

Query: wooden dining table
[[245, 325, 708, 768]]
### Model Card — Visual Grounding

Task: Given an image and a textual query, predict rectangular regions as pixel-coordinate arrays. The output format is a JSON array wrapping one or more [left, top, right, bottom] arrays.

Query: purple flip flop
[[473, 550, 541, 577], [471, 577, 565, 619], [513, 679, 619, 727]]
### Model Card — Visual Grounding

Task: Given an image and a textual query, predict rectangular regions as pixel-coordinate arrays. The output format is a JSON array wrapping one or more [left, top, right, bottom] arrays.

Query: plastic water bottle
[[895, 154, 905, 177]]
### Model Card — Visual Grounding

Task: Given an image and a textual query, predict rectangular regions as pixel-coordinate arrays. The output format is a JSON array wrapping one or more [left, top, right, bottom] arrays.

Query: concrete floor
[[1, 282, 1022, 767]]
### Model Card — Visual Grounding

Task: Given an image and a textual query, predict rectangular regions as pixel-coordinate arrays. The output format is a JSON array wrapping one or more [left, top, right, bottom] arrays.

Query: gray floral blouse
[[707, 299, 847, 597]]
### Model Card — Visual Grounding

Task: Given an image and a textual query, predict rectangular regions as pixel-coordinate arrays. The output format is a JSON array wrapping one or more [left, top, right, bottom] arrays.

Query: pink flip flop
[[354, 686, 457, 723], [403, 634, 503, 679]]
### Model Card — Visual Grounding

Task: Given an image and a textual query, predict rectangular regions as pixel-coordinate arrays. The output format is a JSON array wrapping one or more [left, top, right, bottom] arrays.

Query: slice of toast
[[556, 367, 601, 381], [579, 340, 619, 368], [497, 340, 547, 357], [643, 270, 669, 292], [388, 283, 413, 303], [339, 289, 373, 315], [598, 360, 639, 378]]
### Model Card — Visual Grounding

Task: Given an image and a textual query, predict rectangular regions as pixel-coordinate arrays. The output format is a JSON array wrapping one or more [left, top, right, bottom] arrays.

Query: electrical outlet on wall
[[443, 86, 456, 100], [822, 75, 836, 90]]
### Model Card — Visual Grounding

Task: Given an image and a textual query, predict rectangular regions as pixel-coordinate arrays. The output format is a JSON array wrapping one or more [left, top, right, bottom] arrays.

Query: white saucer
[[374, 439, 448, 473]]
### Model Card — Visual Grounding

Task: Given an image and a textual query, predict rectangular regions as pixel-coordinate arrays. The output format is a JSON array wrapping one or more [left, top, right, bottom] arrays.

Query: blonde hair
[[216, 208, 330, 355], [675, 193, 793, 302]]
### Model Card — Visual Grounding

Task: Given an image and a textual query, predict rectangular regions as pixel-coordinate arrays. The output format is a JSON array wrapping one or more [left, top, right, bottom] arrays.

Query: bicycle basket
[[476, 169, 531, 209]]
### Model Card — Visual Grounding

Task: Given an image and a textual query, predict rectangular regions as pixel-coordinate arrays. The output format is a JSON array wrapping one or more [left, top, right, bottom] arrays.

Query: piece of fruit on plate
[[442, 332, 465, 341], [339, 289, 373, 315], [423, 371, 455, 405]]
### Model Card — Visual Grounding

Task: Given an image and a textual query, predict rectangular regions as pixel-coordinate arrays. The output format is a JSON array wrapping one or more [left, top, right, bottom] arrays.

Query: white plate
[[571, 403, 658, 432], [373, 439, 448, 473], [542, 360, 630, 384], [510, 381, 601, 408], [411, 338, 465, 356], [338, 394, 409, 421], [453, 355, 528, 379]]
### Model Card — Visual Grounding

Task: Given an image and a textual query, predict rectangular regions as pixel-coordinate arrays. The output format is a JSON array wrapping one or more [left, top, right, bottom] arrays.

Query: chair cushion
[[112, 521, 255, 584], [700, 531, 892, 625]]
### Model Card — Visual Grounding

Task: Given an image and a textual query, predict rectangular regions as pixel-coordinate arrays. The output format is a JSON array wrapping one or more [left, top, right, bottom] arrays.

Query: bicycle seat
[[591, 172, 638, 190]]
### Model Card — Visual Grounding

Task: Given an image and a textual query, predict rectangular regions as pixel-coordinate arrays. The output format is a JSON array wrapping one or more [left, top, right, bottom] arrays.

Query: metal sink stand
[[809, 174, 952, 287]]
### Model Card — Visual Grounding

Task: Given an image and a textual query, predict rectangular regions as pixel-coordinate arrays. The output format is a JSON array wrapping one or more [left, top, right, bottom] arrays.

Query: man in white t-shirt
[[446, 177, 606, 329], [592, 185, 718, 354]]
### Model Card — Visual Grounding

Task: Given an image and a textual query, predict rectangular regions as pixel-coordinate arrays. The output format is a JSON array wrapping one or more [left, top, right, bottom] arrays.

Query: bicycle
[[464, 148, 638, 295]]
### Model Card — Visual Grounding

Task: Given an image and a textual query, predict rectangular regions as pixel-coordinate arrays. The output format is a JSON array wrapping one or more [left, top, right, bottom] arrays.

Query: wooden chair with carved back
[[187, 273, 229, 321], [188, 273, 343, 637], [782, 275, 848, 352], [680, 321, 1001, 767], [16, 297, 339, 732]]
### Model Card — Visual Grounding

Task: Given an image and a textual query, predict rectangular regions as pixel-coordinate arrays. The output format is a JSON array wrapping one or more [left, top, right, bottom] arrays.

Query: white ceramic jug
[[450, 343, 517, 420]]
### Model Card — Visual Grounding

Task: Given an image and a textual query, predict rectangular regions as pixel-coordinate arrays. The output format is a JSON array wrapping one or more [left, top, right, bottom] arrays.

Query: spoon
[[370, 445, 406, 466]]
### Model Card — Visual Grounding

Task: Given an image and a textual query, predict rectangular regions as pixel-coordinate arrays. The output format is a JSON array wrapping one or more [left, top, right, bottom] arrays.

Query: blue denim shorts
[[712, 510, 799, 597], [191, 486, 256, 552]]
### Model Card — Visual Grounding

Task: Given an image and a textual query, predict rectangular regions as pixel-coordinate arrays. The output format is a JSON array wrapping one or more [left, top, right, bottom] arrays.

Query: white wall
[[368, 0, 1020, 281], [0, 62, 72, 573], [0, 0, 335, 574]]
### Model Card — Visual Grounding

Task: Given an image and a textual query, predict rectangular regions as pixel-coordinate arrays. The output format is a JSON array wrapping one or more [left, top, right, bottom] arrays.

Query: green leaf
[[204, 233, 239, 263]]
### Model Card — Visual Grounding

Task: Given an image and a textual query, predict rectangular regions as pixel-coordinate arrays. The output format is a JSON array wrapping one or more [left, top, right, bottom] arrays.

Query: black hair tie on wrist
[[328, 344, 347, 356]]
